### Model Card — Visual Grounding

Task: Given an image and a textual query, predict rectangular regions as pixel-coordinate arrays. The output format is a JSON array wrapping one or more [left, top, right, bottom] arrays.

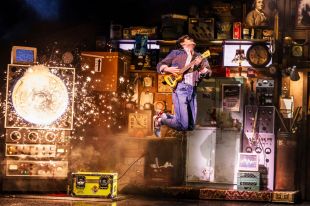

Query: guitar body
[[163, 74, 183, 89]]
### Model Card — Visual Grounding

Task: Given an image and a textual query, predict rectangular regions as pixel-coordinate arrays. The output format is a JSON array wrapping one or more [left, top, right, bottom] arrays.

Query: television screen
[[15, 49, 35, 63], [223, 44, 272, 67], [11, 46, 37, 64]]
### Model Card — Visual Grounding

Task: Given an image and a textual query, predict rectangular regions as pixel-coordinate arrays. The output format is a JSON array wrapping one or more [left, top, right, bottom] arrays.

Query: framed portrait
[[221, 84, 241, 112], [245, 0, 277, 28], [296, 0, 310, 28]]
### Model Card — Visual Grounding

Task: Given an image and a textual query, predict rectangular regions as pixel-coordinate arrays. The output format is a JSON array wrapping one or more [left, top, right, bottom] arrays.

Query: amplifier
[[70, 172, 118, 198], [5, 160, 68, 178], [189, 18, 215, 41], [237, 171, 260, 191]]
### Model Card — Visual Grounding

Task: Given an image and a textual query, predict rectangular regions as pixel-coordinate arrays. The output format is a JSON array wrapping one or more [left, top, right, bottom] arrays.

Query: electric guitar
[[163, 50, 210, 89]]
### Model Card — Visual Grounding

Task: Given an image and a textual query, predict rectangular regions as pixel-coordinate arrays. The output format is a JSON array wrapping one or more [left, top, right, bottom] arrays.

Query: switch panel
[[244, 105, 275, 136], [256, 79, 275, 106], [5, 160, 68, 178], [5, 144, 68, 159]]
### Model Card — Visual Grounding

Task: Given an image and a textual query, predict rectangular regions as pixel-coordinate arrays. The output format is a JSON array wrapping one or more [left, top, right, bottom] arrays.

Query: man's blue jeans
[[161, 82, 197, 131]]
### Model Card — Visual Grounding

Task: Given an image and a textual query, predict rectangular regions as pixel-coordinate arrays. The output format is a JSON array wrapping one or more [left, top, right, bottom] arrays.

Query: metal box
[[80, 52, 130, 92], [71, 172, 118, 198], [237, 171, 260, 191]]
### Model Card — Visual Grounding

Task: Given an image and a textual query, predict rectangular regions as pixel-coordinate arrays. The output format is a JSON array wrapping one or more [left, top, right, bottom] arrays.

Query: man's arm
[[156, 50, 180, 74]]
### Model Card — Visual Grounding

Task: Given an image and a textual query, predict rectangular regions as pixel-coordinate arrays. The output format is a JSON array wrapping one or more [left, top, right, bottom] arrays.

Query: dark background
[[0, 0, 242, 67]]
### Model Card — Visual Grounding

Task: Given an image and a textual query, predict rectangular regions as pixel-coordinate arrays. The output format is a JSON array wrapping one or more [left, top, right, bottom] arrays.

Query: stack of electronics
[[237, 152, 260, 191]]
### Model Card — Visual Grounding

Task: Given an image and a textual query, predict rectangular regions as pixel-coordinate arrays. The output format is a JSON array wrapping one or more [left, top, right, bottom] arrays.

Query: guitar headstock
[[201, 50, 211, 59]]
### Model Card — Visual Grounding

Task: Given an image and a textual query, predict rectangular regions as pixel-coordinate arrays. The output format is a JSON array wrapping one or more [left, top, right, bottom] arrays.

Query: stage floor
[[0, 194, 308, 206]]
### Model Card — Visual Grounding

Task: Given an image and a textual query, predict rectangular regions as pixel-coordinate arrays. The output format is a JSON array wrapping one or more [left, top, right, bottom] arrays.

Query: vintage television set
[[11, 46, 37, 64]]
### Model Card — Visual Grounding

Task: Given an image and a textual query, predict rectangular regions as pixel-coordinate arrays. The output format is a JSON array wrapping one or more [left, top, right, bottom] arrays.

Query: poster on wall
[[222, 84, 241, 112], [296, 0, 310, 27]]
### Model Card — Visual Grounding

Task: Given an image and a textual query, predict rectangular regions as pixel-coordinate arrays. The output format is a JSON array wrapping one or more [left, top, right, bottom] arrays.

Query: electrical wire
[[117, 153, 146, 180]]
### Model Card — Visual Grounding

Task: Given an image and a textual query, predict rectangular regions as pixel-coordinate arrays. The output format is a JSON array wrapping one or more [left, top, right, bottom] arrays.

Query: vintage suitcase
[[71, 172, 118, 198]]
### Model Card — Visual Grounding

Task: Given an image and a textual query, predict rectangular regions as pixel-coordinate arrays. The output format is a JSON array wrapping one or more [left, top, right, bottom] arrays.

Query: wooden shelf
[[129, 70, 157, 73]]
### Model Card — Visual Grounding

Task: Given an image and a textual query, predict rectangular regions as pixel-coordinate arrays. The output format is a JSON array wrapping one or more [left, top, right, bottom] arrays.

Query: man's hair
[[177, 35, 194, 45]]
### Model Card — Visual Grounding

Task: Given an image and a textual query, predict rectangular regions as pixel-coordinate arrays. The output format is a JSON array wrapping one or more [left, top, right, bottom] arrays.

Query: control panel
[[242, 133, 275, 190], [5, 160, 68, 177], [243, 105, 275, 190], [6, 144, 68, 159], [5, 129, 69, 144], [244, 105, 275, 136], [256, 79, 274, 106]]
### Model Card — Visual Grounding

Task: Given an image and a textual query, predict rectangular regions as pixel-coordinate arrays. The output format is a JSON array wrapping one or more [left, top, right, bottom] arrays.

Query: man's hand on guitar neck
[[194, 56, 203, 65], [160, 65, 180, 75]]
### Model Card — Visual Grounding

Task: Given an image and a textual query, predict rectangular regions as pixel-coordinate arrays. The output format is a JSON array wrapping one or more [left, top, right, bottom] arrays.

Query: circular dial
[[62, 52, 74, 64], [28, 132, 39, 142], [10, 131, 22, 141], [246, 44, 271, 68], [12, 65, 69, 125], [268, 65, 277, 74], [45, 132, 56, 142]]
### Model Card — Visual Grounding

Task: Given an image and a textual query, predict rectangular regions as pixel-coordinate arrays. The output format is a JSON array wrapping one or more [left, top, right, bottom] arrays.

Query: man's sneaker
[[153, 112, 163, 137]]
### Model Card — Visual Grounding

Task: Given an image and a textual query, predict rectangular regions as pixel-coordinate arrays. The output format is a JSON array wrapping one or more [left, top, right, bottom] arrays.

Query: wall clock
[[128, 110, 152, 137], [246, 43, 271, 68]]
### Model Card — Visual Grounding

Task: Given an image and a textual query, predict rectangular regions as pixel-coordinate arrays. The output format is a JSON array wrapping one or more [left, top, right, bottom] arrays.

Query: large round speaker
[[12, 65, 68, 125], [5, 64, 75, 129]]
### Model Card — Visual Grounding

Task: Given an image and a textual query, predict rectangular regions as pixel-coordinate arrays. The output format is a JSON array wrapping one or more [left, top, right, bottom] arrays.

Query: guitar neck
[[179, 57, 200, 74]]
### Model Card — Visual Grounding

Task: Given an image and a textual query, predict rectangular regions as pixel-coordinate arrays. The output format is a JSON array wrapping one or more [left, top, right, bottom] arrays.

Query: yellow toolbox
[[70, 172, 118, 198]]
